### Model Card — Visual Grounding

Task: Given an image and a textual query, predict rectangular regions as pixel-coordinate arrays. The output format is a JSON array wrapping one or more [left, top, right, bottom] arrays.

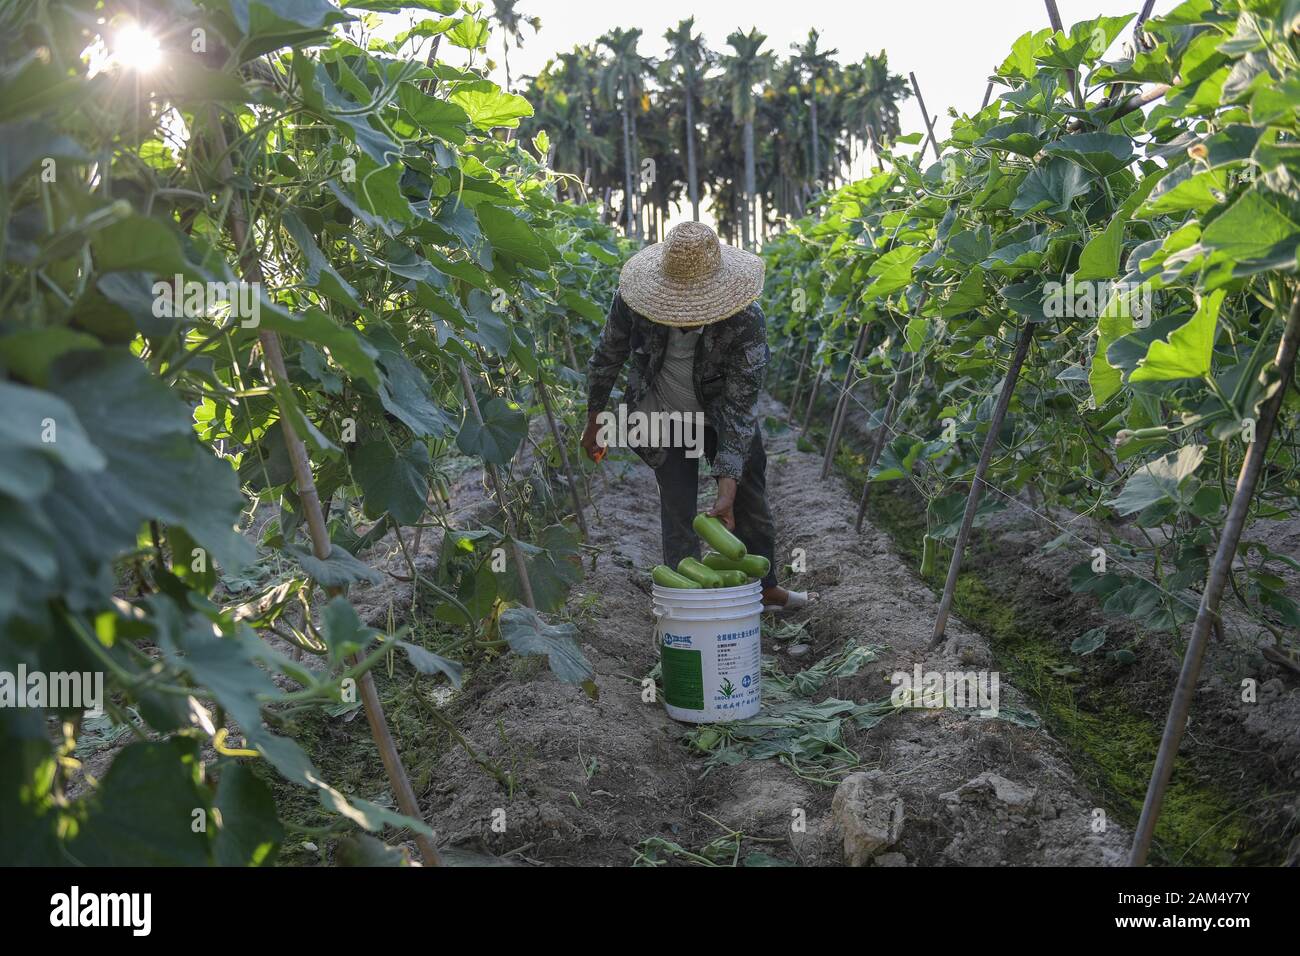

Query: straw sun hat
[[618, 221, 765, 327]]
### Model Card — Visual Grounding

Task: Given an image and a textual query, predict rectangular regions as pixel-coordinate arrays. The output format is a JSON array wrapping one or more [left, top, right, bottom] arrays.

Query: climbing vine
[[0, 0, 620, 864]]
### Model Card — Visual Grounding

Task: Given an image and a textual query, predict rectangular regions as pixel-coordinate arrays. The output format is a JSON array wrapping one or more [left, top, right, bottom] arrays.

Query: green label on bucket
[[661, 645, 704, 710]]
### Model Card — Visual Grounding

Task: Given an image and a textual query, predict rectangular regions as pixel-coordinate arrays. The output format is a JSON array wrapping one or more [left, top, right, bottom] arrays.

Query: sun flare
[[112, 22, 162, 72]]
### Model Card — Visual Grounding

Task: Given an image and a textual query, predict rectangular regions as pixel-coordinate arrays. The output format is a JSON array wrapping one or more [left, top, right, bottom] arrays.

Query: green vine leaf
[[351, 440, 431, 525], [456, 395, 527, 464], [1110, 445, 1206, 516], [497, 607, 596, 697], [1010, 157, 1092, 217]]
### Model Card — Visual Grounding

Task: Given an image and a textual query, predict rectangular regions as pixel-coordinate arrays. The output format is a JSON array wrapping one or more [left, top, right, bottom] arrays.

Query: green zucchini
[[713, 569, 750, 587], [692, 514, 746, 561], [702, 551, 771, 579], [652, 565, 702, 589], [677, 557, 724, 588]]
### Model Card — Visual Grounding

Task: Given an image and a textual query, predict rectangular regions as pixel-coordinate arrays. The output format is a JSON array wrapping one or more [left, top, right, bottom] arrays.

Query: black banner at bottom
[[2, 864, 1287, 941]]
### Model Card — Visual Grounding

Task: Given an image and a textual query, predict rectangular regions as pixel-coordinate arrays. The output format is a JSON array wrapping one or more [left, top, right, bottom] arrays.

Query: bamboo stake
[[1129, 296, 1300, 866], [921, 73, 993, 167], [855, 297, 930, 529], [410, 488, 435, 556], [853, 295, 931, 531], [855, 372, 905, 532], [421, 35, 442, 94], [208, 112, 441, 867], [1135, 0, 1158, 36], [930, 324, 1034, 648], [458, 360, 536, 609], [821, 322, 870, 480], [536, 376, 589, 539], [564, 329, 582, 377], [909, 72, 943, 163]]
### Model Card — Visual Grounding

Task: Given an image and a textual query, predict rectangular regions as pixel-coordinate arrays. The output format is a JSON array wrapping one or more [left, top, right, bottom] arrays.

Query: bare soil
[[369, 396, 1136, 866], [64, 390, 1296, 867]]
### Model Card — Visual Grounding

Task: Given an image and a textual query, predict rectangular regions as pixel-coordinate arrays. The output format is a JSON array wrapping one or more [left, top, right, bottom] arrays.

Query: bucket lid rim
[[651, 584, 761, 595]]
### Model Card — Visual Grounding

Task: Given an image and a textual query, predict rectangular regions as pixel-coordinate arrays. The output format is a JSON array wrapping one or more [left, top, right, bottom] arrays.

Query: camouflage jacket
[[586, 291, 769, 480]]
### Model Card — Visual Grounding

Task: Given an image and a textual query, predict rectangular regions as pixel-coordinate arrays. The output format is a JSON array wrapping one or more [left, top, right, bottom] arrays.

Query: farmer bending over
[[580, 221, 813, 613]]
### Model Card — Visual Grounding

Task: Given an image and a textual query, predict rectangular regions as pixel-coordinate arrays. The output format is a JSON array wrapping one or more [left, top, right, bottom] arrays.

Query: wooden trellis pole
[[1129, 297, 1300, 866], [535, 375, 589, 539], [1134, 0, 1158, 40], [821, 322, 871, 480], [855, 297, 927, 532], [564, 329, 582, 376], [855, 368, 906, 532], [930, 324, 1034, 648], [209, 112, 441, 867], [910, 73, 942, 163]]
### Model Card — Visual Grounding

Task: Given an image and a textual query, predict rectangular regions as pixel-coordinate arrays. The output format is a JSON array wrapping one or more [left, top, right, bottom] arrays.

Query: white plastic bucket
[[653, 585, 763, 724]]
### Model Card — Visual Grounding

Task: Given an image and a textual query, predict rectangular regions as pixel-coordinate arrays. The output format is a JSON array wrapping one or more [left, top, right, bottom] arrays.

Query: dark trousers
[[654, 427, 778, 590]]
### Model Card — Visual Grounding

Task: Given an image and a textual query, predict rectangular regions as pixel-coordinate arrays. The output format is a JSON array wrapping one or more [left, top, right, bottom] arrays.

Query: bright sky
[[386, 0, 1179, 228]]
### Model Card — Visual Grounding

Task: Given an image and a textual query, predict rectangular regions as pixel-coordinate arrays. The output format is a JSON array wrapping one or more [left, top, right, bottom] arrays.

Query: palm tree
[[846, 51, 910, 171], [791, 29, 838, 191], [758, 57, 810, 221], [663, 18, 709, 222], [523, 55, 612, 194], [635, 97, 683, 241], [598, 28, 653, 240], [697, 78, 745, 243], [719, 28, 772, 249], [513, 24, 911, 238], [490, 0, 541, 92], [559, 46, 611, 185]]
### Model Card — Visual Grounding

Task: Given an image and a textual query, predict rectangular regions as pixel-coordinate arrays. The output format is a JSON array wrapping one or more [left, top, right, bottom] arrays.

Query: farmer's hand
[[709, 477, 738, 530], [580, 412, 605, 462]]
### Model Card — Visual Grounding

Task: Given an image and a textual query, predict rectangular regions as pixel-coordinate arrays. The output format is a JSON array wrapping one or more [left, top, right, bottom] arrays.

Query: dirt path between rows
[[409, 395, 1130, 866]]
